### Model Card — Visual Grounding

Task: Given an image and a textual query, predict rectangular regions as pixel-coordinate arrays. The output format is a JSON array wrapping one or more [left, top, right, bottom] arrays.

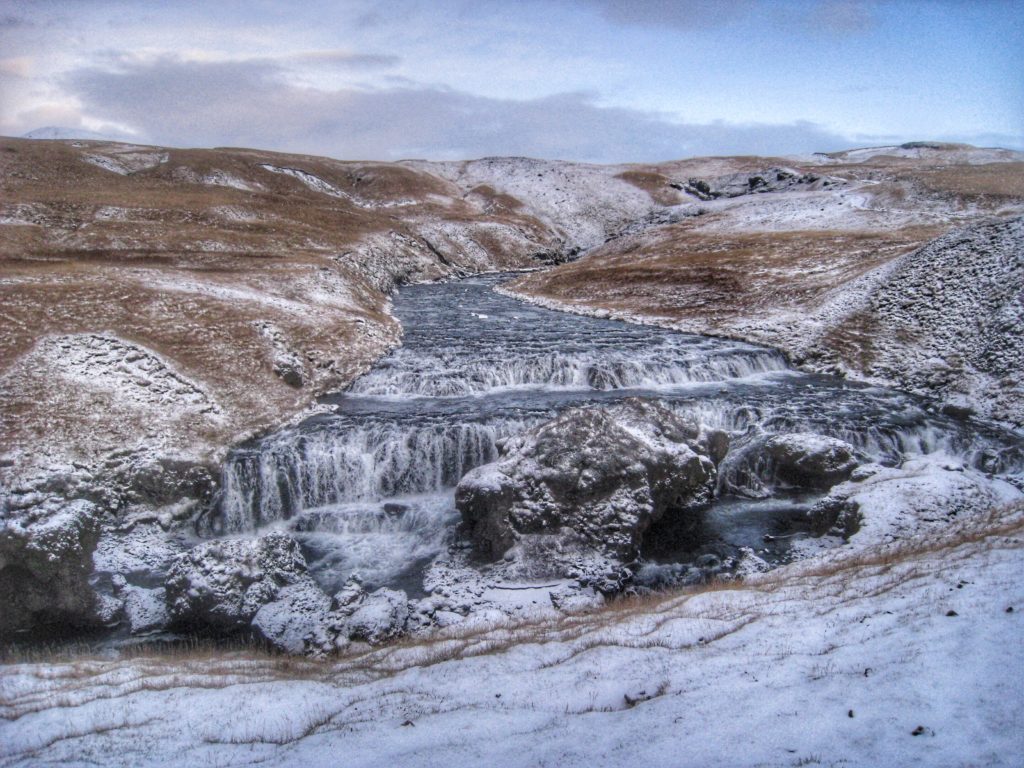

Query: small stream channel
[[196, 274, 1024, 597]]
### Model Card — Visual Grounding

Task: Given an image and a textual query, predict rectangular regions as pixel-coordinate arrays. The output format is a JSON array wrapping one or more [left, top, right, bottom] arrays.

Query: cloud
[[89, 47, 399, 71], [575, 0, 881, 34], [0, 14, 29, 29], [809, 0, 877, 35], [286, 50, 401, 69], [575, 0, 757, 30], [62, 55, 853, 162], [0, 56, 33, 78]]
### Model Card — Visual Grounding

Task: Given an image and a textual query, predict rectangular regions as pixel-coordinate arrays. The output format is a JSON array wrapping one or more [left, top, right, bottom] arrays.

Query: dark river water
[[203, 275, 1024, 595]]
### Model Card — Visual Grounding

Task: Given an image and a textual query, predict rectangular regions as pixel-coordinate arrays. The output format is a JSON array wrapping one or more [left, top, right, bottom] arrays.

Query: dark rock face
[[0, 496, 102, 635], [112, 458, 218, 509], [679, 167, 838, 200], [808, 494, 862, 538], [718, 432, 859, 498], [273, 359, 305, 388], [764, 433, 859, 489], [455, 400, 716, 583]]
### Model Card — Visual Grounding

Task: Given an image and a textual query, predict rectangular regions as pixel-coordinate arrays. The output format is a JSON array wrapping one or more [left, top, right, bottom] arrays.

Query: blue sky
[[0, 0, 1020, 161]]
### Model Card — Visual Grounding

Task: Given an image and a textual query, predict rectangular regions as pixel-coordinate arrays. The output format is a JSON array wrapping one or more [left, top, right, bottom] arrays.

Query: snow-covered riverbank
[[3, 506, 1021, 767]]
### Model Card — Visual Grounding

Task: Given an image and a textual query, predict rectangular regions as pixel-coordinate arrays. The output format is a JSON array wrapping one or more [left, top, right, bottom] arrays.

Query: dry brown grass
[[613, 170, 684, 206], [511, 227, 940, 331], [896, 162, 1024, 203]]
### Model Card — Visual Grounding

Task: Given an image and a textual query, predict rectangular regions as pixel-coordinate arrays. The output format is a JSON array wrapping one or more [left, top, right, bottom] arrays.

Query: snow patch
[[83, 150, 168, 175], [257, 164, 356, 202], [203, 170, 259, 191], [37, 334, 221, 416]]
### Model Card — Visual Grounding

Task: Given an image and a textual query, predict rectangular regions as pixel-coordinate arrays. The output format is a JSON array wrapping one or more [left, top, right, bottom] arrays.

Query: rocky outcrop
[[676, 167, 839, 200], [764, 433, 859, 490], [165, 532, 411, 653], [455, 399, 717, 586], [0, 495, 102, 635], [0, 452, 219, 637], [165, 531, 311, 631], [843, 216, 1024, 426]]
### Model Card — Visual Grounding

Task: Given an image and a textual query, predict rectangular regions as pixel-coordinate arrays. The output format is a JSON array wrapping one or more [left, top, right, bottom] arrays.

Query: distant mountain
[[22, 125, 123, 141]]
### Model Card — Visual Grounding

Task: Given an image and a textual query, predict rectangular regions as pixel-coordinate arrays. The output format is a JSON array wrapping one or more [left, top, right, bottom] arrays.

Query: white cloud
[[62, 55, 853, 161]]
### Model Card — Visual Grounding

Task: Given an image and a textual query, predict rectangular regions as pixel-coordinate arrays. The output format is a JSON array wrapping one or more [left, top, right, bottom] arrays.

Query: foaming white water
[[349, 347, 789, 397], [288, 494, 458, 593]]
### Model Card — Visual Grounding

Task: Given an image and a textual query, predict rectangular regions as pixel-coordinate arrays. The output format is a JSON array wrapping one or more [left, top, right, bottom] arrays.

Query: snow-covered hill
[[507, 148, 1024, 427], [3, 139, 1024, 768]]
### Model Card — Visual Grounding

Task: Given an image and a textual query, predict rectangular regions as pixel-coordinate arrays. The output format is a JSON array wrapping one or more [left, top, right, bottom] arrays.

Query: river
[[202, 274, 1024, 596]]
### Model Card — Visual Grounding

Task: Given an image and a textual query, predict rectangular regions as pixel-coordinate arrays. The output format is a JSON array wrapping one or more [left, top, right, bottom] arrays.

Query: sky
[[0, 0, 1021, 163]]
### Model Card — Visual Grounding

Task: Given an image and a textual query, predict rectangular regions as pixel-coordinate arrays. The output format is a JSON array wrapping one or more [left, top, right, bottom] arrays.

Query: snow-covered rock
[[252, 580, 336, 654], [808, 456, 1023, 545], [764, 432, 859, 489], [456, 399, 716, 587], [0, 496, 102, 634], [121, 586, 170, 635], [164, 532, 312, 631], [345, 587, 410, 644]]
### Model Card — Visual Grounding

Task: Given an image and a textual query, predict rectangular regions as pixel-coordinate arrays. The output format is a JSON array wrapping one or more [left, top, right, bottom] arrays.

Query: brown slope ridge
[[0, 138, 582, 480]]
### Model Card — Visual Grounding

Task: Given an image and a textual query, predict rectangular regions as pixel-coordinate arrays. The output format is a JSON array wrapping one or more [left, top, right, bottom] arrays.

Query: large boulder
[[252, 580, 336, 654], [165, 531, 312, 631], [764, 433, 858, 490], [0, 496, 102, 635], [455, 399, 716, 583], [345, 587, 410, 644]]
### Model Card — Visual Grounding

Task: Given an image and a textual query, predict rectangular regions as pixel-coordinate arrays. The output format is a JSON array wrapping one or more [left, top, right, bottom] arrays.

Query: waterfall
[[209, 417, 528, 534], [348, 346, 789, 397]]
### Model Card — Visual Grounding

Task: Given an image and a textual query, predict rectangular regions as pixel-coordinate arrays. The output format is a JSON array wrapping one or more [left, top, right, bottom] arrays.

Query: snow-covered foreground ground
[[3, 509, 1022, 768]]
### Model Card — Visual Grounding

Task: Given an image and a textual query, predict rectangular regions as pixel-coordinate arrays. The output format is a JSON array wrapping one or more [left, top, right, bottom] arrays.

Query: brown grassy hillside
[[0, 138, 569, 476]]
